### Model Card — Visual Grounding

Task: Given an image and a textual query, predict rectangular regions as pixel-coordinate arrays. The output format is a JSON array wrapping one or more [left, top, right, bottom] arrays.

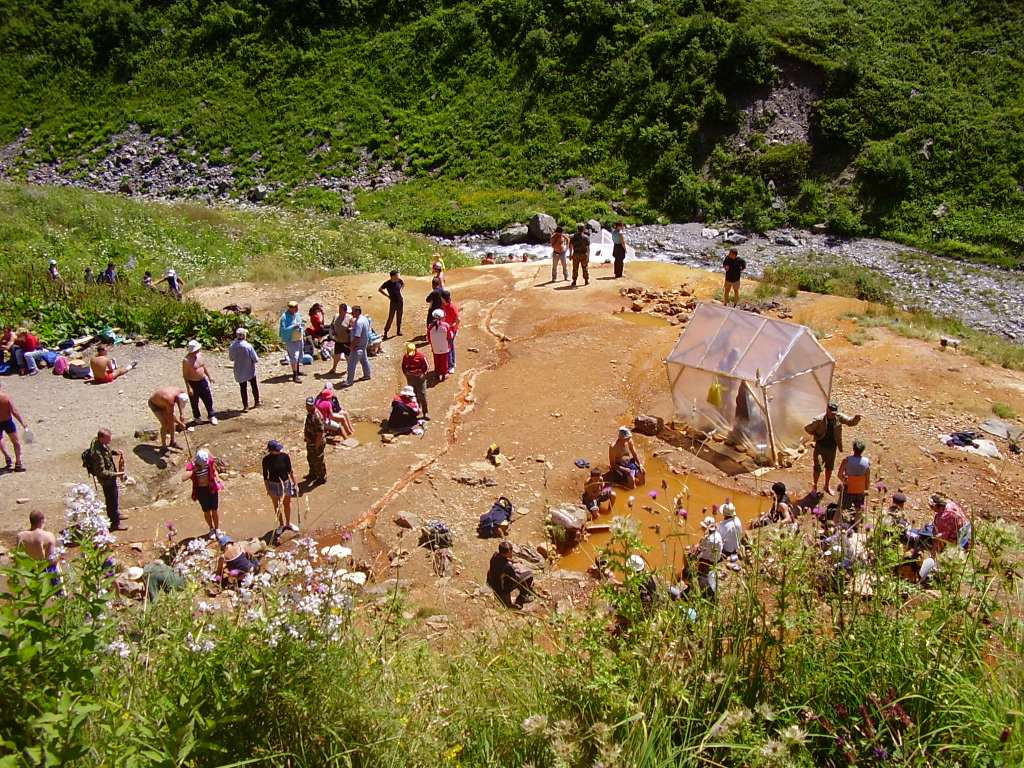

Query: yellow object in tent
[[706, 378, 723, 408]]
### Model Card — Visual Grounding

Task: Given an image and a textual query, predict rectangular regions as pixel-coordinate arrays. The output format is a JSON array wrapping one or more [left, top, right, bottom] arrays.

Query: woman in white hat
[[387, 385, 422, 433], [158, 268, 185, 300], [427, 308, 452, 381], [692, 515, 724, 599], [182, 339, 217, 425]]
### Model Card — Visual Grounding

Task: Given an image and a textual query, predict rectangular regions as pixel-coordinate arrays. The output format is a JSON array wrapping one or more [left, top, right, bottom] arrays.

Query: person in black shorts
[[262, 440, 298, 536], [722, 249, 745, 306], [378, 270, 405, 339]]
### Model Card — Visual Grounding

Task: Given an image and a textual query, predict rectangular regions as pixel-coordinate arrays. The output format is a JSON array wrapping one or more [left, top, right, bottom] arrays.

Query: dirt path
[[3, 260, 1022, 625]]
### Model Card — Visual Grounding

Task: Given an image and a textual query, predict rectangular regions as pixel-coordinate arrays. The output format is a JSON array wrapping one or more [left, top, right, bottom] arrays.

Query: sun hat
[[305, 397, 316, 406], [701, 515, 717, 530], [287, 300, 298, 308], [235, 327, 247, 338], [186, 339, 201, 353], [166, 268, 176, 277], [828, 402, 839, 412], [721, 501, 737, 518], [124, 566, 145, 581], [49, 259, 57, 266], [195, 448, 210, 463], [267, 439, 283, 452], [626, 554, 647, 573], [400, 385, 415, 397], [618, 426, 632, 439], [431, 308, 444, 319], [406, 343, 416, 354]]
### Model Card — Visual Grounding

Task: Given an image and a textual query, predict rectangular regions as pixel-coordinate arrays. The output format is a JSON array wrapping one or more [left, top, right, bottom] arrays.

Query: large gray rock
[[586, 219, 602, 234], [527, 213, 557, 242], [498, 224, 529, 245]]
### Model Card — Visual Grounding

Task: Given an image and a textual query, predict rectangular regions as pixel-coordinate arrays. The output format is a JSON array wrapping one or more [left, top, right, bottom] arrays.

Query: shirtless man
[[16, 511, 60, 583], [90, 345, 137, 384], [182, 340, 217, 425], [0, 381, 26, 471], [582, 467, 616, 517], [609, 426, 645, 489], [148, 386, 189, 450]]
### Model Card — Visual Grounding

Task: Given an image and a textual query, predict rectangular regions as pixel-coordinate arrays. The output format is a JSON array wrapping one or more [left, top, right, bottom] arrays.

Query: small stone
[[394, 512, 421, 530], [16, 498, 30, 504], [130, 542, 144, 551]]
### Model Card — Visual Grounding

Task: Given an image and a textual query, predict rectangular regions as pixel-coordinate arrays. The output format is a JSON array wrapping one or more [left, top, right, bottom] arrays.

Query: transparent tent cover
[[664, 303, 834, 462]]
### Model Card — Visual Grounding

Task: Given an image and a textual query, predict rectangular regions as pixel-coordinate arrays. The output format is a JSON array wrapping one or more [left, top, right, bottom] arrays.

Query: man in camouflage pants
[[303, 397, 327, 485]]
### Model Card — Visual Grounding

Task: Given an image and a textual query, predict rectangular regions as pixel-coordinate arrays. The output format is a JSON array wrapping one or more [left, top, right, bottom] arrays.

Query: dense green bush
[[761, 252, 892, 301]]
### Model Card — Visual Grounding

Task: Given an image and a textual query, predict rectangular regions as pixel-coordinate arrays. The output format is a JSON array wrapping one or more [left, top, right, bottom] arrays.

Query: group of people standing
[[547, 221, 630, 285]]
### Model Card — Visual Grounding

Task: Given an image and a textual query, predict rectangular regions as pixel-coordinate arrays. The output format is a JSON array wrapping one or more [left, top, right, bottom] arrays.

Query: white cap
[[176, 392, 189, 404], [400, 385, 415, 397], [626, 554, 647, 573], [195, 448, 210, 463], [186, 340, 201, 353], [618, 426, 632, 439], [166, 268, 176, 277], [431, 308, 444, 319], [701, 515, 717, 530], [124, 566, 144, 581], [49, 259, 57, 266]]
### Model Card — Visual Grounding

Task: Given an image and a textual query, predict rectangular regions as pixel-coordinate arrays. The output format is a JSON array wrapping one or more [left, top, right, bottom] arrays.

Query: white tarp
[[665, 303, 835, 462]]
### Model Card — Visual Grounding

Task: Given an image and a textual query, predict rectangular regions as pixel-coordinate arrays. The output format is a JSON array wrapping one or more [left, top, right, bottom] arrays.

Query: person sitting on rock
[[90, 344, 137, 384], [387, 385, 422, 434], [608, 426, 645, 488], [582, 467, 616, 517], [751, 482, 795, 528], [486, 540, 534, 609], [314, 387, 353, 439]]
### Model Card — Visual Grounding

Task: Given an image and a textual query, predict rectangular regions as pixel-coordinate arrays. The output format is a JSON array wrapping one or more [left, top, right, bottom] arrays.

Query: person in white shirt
[[717, 500, 743, 568], [693, 516, 723, 599]]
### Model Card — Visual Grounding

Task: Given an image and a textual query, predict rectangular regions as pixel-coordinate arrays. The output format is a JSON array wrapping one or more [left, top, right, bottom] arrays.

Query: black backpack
[[478, 496, 513, 538], [81, 446, 98, 476]]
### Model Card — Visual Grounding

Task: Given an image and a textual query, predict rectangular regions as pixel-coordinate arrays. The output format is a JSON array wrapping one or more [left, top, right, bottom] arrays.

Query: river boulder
[[527, 213, 556, 242], [498, 224, 529, 245]]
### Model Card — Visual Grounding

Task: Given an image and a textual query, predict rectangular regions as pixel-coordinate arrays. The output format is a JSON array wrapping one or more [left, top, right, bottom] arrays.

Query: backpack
[[419, 520, 453, 550], [478, 496, 513, 538], [81, 445, 99, 477], [66, 364, 91, 379]]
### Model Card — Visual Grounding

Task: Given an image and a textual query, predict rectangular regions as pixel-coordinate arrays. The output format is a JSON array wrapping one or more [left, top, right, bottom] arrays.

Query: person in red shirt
[[442, 295, 460, 374], [306, 303, 329, 342], [401, 343, 429, 419], [13, 328, 47, 376]]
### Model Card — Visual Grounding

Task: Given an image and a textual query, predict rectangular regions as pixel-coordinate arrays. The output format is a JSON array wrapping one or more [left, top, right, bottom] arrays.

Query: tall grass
[[2, 512, 1020, 767]]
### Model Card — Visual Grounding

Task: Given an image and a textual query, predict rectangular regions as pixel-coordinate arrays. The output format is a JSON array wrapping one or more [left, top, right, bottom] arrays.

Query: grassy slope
[[0, 1, 1021, 265]]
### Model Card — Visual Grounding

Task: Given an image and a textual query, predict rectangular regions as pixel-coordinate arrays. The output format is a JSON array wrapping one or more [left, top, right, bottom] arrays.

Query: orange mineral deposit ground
[[2, 260, 1023, 622]]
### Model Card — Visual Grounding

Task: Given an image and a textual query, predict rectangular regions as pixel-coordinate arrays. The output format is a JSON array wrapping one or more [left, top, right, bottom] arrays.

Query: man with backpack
[[570, 223, 590, 287], [84, 428, 126, 531], [303, 397, 327, 486]]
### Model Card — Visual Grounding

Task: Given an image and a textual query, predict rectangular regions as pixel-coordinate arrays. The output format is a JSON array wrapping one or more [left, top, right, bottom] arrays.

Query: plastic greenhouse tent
[[665, 303, 835, 465]]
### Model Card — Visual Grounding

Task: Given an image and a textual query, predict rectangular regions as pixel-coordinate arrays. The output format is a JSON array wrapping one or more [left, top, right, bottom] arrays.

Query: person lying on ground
[[262, 440, 298, 538], [184, 448, 223, 536], [0, 381, 27, 471], [401, 343, 429, 419], [486, 540, 535, 609], [582, 467, 616, 517], [387, 386, 422, 433], [147, 386, 189, 450], [608, 426, 645, 488], [90, 344, 137, 383], [804, 402, 862, 495], [16, 511, 60, 585]]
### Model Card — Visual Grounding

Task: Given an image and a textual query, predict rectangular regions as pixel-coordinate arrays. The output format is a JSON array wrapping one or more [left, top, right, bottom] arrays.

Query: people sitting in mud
[[184, 448, 224, 537], [804, 402, 862, 496], [387, 386, 422, 434], [751, 482, 795, 528], [306, 302, 330, 342], [217, 534, 260, 580], [608, 426, 645, 488], [486, 540, 534, 609], [427, 309, 452, 381], [16, 510, 61, 586], [315, 387, 354, 439], [691, 516, 723, 599], [327, 303, 351, 375], [582, 467, 616, 517], [147, 386, 189, 450], [90, 344, 137, 383], [837, 439, 870, 516], [718, 499, 743, 567], [929, 493, 971, 551]]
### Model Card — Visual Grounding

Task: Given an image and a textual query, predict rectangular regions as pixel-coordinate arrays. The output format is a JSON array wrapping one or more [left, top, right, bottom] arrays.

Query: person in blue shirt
[[345, 305, 372, 387], [279, 301, 305, 383], [228, 327, 260, 411]]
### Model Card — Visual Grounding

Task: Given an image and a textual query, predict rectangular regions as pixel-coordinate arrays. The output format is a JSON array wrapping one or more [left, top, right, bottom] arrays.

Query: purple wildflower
[[872, 746, 890, 760]]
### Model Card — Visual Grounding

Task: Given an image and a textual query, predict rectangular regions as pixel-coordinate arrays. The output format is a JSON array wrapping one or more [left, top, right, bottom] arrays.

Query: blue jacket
[[279, 311, 303, 344]]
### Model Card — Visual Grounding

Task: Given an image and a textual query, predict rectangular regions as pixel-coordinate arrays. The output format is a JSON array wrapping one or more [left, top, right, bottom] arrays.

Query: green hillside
[[1, 0, 1022, 265]]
